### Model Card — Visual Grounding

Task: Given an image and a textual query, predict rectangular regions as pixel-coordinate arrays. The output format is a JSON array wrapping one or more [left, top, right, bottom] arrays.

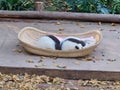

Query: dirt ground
[[0, 19, 120, 90]]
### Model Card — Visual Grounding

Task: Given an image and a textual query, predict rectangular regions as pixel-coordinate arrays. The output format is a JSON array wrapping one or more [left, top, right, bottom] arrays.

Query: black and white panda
[[61, 36, 86, 51], [37, 35, 61, 50]]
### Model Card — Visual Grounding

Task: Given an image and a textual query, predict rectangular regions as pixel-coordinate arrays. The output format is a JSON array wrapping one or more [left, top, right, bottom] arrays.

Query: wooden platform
[[0, 19, 120, 80]]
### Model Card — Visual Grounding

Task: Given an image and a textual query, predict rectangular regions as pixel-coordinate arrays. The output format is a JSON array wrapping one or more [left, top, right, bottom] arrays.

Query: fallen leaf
[[84, 56, 93, 61], [79, 24, 85, 28], [12, 49, 23, 53], [26, 59, 34, 63], [111, 23, 116, 26], [98, 22, 102, 25], [59, 27, 64, 31], [74, 61, 80, 65], [34, 64, 41, 67], [76, 22, 85, 28], [93, 56, 100, 60], [56, 21, 61, 25], [57, 31, 62, 34], [73, 87, 79, 90], [51, 57, 58, 60], [42, 63, 47, 66], [40, 56, 46, 60], [55, 64, 67, 68]]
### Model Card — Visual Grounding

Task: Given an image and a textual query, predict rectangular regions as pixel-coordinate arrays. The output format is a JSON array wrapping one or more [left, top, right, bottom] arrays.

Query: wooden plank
[[38, 84, 100, 90], [0, 11, 120, 22], [0, 67, 120, 80], [0, 20, 119, 81]]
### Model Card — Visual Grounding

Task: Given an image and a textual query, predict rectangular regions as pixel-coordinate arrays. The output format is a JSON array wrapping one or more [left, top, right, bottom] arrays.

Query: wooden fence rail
[[0, 11, 120, 22]]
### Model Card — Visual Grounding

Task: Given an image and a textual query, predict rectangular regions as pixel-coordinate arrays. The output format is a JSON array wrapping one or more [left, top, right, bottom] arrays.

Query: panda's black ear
[[75, 46, 79, 49]]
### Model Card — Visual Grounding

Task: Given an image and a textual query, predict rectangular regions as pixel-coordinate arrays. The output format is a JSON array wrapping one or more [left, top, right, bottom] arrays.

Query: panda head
[[61, 37, 86, 51]]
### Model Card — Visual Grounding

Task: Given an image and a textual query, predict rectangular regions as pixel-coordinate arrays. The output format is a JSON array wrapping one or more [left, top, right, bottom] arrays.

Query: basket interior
[[18, 27, 102, 49]]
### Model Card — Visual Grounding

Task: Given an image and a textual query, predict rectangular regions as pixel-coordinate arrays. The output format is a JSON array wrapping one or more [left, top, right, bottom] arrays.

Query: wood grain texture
[[0, 11, 120, 22], [0, 20, 120, 81]]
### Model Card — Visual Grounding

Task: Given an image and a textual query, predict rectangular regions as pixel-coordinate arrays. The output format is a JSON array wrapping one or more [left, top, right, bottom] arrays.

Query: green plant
[[44, 0, 70, 11], [112, 1, 120, 14], [75, 0, 99, 13], [0, 0, 119, 14], [0, 0, 34, 10], [65, 0, 112, 14], [45, 0, 120, 14]]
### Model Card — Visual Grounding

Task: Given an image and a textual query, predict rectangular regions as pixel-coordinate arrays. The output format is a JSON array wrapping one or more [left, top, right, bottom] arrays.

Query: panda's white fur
[[37, 35, 61, 50], [37, 35, 96, 51], [61, 36, 85, 51], [37, 36, 55, 50], [61, 40, 83, 51], [81, 36, 96, 48], [61, 36, 96, 51]]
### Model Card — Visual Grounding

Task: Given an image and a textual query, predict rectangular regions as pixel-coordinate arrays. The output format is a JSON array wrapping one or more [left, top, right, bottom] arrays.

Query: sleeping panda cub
[[37, 35, 61, 50], [37, 35, 95, 51], [61, 36, 86, 51]]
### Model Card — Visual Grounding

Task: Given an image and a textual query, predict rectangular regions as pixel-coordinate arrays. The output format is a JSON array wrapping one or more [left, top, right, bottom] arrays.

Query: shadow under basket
[[18, 27, 102, 57]]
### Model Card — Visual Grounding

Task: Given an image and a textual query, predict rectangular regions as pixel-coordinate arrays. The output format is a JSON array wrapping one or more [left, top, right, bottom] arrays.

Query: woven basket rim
[[18, 27, 102, 57]]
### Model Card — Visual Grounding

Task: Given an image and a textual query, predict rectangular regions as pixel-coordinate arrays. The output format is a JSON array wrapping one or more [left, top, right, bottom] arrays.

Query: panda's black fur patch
[[47, 35, 61, 50], [75, 46, 79, 49], [67, 38, 86, 47]]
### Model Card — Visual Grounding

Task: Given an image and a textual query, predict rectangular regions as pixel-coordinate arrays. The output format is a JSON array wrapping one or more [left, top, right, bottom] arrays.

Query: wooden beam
[[0, 66, 120, 80], [0, 11, 120, 22], [38, 84, 100, 90]]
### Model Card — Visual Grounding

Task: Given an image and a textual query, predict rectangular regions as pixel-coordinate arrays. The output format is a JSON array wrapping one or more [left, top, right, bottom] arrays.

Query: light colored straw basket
[[18, 27, 102, 57]]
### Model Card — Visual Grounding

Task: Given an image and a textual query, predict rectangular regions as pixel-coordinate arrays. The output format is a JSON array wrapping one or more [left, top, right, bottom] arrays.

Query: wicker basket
[[18, 27, 102, 57]]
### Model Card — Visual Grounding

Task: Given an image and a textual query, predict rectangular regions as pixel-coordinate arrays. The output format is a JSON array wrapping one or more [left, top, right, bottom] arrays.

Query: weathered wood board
[[0, 19, 120, 80]]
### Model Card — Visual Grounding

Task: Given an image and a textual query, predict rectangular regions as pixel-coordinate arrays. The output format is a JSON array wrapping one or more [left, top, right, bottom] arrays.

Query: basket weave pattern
[[18, 27, 102, 57]]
